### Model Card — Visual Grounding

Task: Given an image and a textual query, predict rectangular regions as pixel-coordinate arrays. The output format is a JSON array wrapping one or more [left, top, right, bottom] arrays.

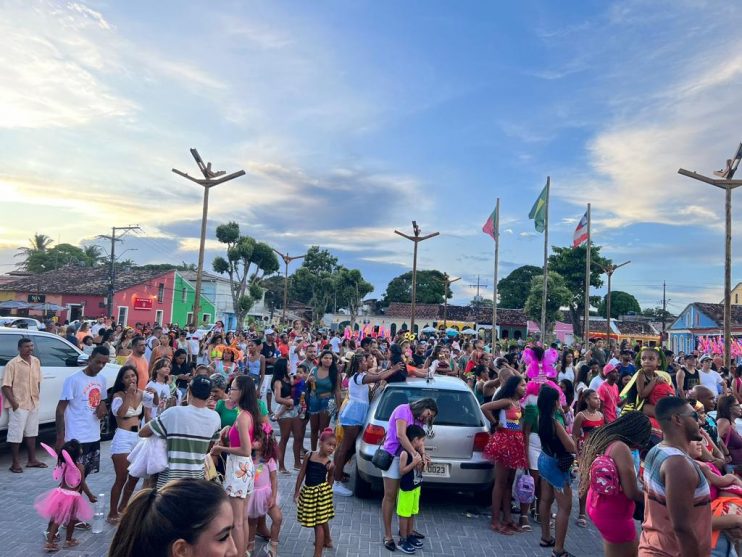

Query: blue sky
[[1, 0, 741, 315]]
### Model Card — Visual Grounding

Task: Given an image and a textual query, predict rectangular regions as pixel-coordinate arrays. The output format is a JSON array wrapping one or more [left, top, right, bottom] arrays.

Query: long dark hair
[[537, 386, 560, 448], [112, 365, 138, 394], [576, 388, 596, 413], [559, 379, 575, 407], [233, 375, 260, 418], [409, 398, 438, 421], [109, 479, 229, 557], [560, 350, 573, 372], [347, 353, 367, 379], [272, 357, 290, 385], [718, 395, 737, 421], [317, 350, 339, 391], [493, 375, 524, 402]]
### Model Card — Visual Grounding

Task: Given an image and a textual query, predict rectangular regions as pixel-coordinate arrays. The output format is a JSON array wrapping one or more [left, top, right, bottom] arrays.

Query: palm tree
[[15, 233, 53, 270], [82, 244, 104, 267]]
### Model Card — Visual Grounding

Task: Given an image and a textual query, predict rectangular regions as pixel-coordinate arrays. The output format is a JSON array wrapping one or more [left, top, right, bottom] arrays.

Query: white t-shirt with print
[[144, 380, 177, 420], [60, 370, 107, 443], [699, 369, 723, 394]]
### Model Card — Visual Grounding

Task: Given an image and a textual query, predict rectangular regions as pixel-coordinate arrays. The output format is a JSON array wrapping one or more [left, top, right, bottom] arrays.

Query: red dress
[[484, 403, 528, 469]]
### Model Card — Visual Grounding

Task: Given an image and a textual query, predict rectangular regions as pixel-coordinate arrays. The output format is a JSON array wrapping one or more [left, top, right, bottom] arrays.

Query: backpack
[[589, 454, 621, 496], [515, 471, 535, 504]]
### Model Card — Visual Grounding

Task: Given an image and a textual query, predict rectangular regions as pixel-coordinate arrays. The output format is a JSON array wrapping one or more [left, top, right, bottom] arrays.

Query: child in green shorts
[[397, 424, 426, 554]]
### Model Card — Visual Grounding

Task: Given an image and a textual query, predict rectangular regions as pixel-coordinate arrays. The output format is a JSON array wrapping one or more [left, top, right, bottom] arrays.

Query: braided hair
[[577, 411, 651, 497]]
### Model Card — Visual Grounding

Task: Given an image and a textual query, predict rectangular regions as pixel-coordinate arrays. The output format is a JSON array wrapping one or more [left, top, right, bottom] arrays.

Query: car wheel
[[354, 467, 374, 499]]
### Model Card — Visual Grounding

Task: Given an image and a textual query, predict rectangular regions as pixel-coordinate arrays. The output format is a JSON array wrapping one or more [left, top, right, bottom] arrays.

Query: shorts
[[6, 407, 39, 443], [538, 452, 571, 493], [80, 441, 101, 476], [224, 454, 255, 499], [397, 486, 421, 518], [381, 456, 401, 480], [110, 428, 140, 455], [260, 373, 272, 399], [338, 400, 368, 427], [309, 395, 331, 415], [528, 433, 542, 471]]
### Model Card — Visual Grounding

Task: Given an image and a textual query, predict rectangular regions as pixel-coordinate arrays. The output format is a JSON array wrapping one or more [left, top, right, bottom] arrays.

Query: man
[[412, 342, 427, 368], [690, 385, 720, 445], [90, 317, 104, 337], [300, 344, 318, 370], [139, 375, 221, 489], [639, 396, 711, 557], [2, 337, 45, 473], [145, 325, 162, 362], [65, 325, 80, 348], [592, 339, 607, 367], [261, 329, 279, 407], [55, 346, 109, 476], [615, 350, 636, 377], [698, 355, 723, 395], [588, 361, 609, 391], [125, 336, 149, 391], [675, 354, 700, 398], [186, 325, 201, 365], [329, 331, 342, 354], [597, 364, 622, 424]]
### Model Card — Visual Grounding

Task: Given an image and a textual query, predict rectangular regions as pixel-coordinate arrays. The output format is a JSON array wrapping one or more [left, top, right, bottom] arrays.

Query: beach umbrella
[[461, 328, 478, 335], [421, 326, 436, 333], [445, 328, 458, 336], [0, 300, 32, 310]]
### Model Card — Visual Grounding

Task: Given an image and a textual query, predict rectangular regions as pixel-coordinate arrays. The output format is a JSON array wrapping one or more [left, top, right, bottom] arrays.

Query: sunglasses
[[677, 410, 700, 421]]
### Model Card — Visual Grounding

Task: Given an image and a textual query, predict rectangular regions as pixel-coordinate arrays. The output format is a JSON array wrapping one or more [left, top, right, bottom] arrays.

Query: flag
[[528, 183, 548, 233], [572, 210, 589, 247], [482, 207, 498, 241]]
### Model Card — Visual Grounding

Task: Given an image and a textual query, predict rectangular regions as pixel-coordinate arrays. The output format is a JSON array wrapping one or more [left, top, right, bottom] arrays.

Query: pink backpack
[[589, 454, 620, 496]]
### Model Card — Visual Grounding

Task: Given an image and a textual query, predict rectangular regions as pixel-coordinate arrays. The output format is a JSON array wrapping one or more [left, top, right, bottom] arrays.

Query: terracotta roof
[[0, 265, 169, 296], [384, 302, 527, 326], [695, 302, 742, 327], [385, 302, 440, 320], [180, 270, 230, 283], [614, 321, 659, 335]]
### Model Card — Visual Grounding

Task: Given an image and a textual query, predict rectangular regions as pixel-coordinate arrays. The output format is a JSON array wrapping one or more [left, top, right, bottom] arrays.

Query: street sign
[[133, 297, 153, 310], [28, 294, 46, 303]]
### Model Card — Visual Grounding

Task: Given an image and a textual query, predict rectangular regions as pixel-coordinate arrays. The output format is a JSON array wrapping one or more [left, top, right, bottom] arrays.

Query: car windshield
[[374, 386, 483, 427]]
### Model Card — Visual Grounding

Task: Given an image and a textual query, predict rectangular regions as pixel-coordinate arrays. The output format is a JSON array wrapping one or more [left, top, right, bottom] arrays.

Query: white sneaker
[[333, 483, 353, 497]]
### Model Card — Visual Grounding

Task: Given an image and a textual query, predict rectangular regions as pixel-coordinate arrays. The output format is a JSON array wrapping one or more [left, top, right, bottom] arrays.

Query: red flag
[[482, 208, 497, 241]]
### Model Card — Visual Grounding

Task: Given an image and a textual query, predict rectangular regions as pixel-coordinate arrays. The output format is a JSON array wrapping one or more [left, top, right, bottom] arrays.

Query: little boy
[[397, 425, 426, 554]]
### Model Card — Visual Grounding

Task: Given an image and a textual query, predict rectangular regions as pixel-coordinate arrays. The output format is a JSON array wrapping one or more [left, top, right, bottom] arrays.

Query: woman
[[716, 395, 742, 472], [579, 411, 650, 557], [245, 339, 266, 396], [211, 347, 239, 380], [116, 328, 134, 365], [271, 358, 303, 473], [210, 375, 257, 557], [75, 322, 90, 345], [481, 375, 529, 534], [100, 330, 116, 359], [559, 352, 575, 383], [537, 386, 577, 557], [107, 365, 144, 524], [574, 361, 591, 397], [380, 398, 438, 551], [149, 335, 173, 373], [171, 348, 193, 399], [333, 353, 404, 497], [732, 365, 742, 405], [307, 350, 342, 452], [211, 374, 234, 427], [108, 479, 237, 557]]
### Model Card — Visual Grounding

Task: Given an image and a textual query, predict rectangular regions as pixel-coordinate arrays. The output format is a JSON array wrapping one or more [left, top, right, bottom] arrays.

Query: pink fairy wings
[[523, 347, 559, 380], [40, 442, 82, 488]]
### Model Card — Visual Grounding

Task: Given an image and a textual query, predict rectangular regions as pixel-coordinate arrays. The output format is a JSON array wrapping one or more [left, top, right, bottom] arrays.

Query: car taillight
[[473, 432, 490, 452], [362, 424, 386, 445]]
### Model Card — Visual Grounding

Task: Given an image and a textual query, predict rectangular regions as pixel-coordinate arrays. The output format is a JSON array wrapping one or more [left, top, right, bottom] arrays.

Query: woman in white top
[[558, 351, 575, 383], [331, 353, 404, 497], [144, 358, 178, 421]]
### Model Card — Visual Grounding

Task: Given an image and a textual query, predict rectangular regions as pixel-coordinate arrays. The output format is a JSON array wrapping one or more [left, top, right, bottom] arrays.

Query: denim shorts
[[308, 395, 331, 415], [538, 452, 571, 493]]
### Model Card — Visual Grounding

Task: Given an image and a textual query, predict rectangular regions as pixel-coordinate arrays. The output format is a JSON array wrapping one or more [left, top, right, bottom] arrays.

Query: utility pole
[[98, 225, 141, 319], [441, 273, 461, 328], [597, 260, 631, 349], [661, 281, 669, 347], [467, 275, 488, 299], [394, 221, 439, 333], [271, 248, 306, 324], [173, 149, 245, 327], [679, 143, 742, 370]]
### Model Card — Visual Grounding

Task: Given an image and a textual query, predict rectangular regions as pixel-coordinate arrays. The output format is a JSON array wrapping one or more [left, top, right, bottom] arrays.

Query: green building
[[171, 271, 216, 327]]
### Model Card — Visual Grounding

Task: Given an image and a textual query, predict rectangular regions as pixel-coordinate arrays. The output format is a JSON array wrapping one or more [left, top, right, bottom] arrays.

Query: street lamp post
[[679, 143, 742, 370], [441, 273, 461, 328], [597, 260, 630, 349], [271, 248, 306, 324], [173, 149, 245, 327], [394, 221, 439, 334]]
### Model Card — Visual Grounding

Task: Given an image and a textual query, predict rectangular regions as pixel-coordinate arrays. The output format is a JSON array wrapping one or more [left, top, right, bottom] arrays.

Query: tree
[[15, 233, 53, 270], [524, 271, 572, 334], [547, 243, 610, 339], [642, 306, 674, 322], [382, 270, 450, 305], [333, 268, 374, 326], [598, 291, 641, 319], [82, 245, 104, 267], [497, 265, 542, 309], [212, 222, 279, 327], [261, 275, 286, 320]]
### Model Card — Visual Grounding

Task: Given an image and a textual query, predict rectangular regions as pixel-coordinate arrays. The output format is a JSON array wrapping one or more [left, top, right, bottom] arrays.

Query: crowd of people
[[6, 314, 742, 556]]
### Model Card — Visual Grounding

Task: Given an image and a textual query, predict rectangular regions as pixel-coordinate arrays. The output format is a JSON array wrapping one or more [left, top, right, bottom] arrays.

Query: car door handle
[[43, 375, 54, 379]]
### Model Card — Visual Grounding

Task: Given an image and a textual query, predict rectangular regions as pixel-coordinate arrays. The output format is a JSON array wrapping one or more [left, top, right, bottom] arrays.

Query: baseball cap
[[265, 328, 275, 335], [189, 375, 212, 400], [699, 354, 713, 363], [603, 363, 617, 376]]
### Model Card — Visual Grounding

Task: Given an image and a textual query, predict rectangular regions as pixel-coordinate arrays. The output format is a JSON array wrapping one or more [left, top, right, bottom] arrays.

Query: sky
[[2, 0, 742, 315]]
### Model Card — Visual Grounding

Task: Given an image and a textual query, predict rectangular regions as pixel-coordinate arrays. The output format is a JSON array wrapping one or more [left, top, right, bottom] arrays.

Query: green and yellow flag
[[528, 182, 548, 233]]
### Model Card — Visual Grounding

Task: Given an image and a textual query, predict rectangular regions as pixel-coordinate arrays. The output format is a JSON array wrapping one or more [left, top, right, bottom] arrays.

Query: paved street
[[0, 431, 604, 556]]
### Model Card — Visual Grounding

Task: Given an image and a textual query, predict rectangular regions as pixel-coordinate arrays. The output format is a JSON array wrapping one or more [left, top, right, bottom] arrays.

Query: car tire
[[354, 467, 374, 499]]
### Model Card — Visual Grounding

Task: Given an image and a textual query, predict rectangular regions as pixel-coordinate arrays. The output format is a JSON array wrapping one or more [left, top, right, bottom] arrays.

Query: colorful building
[[669, 302, 742, 355], [171, 271, 215, 328]]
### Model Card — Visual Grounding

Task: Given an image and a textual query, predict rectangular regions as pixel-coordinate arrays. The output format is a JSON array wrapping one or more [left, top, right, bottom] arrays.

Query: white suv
[[0, 328, 120, 440]]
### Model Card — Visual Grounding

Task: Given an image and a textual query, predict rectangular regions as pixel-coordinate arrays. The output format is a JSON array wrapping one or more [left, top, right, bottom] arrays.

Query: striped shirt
[[149, 404, 221, 489], [639, 444, 711, 557]]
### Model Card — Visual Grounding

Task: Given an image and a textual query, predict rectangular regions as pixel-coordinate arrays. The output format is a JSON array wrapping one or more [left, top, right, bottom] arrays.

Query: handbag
[[371, 432, 394, 471], [557, 452, 575, 472], [204, 452, 219, 481], [127, 436, 168, 478]]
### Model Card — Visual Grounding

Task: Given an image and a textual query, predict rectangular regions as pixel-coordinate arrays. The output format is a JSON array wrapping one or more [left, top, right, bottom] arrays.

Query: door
[[68, 305, 82, 322], [155, 310, 164, 326], [0, 333, 19, 430], [117, 306, 129, 327], [33, 335, 83, 425]]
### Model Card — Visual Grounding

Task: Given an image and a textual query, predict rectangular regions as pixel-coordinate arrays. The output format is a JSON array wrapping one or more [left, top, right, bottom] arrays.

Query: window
[[34, 336, 81, 367], [0, 334, 18, 365], [736, 294, 739, 304], [155, 310, 164, 326], [157, 283, 165, 303], [117, 306, 129, 327], [181, 287, 187, 303], [374, 386, 483, 427], [202, 313, 210, 324], [186, 312, 193, 327]]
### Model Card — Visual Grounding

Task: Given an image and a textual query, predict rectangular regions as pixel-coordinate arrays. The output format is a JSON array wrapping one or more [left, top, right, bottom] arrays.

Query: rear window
[[374, 386, 483, 427]]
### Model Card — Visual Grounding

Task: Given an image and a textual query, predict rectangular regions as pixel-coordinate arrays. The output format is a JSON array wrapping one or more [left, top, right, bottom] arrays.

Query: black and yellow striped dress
[[297, 454, 334, 527]]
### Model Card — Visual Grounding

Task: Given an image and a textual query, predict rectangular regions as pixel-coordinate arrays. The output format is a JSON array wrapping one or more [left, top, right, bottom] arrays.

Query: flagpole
[[540, 177, 550, 342], [492, 198, 500, 345], [584, 203, 591, 344]]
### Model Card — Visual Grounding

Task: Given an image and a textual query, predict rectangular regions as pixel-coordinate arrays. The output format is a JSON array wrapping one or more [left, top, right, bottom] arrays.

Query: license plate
[[423, 463, 449, 478]]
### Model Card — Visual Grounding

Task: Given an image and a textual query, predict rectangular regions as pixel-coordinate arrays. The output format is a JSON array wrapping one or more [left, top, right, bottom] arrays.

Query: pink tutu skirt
[[35, 487, 93, 525], [246, 485, 278, 519]]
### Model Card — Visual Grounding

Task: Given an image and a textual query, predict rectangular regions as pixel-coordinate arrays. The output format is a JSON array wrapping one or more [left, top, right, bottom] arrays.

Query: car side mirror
[[76, 354, 89, 366]]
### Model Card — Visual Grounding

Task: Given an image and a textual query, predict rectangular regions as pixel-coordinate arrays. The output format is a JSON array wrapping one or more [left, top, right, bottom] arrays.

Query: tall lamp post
[[597, 260, 630, 349], [679, 143, 742, 371], [394, 221, 439, 334], [173, 149, 245, 327], [272, 248, 306, 324], [441, 273, 461, 328]]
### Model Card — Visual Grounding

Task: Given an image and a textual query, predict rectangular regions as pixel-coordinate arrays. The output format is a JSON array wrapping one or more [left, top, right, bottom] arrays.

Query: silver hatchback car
[[354, 375, 494, 498]]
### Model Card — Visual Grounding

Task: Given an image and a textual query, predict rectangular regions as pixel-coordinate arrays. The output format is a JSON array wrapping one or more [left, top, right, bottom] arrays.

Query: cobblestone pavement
[[0, 431, 605, 556]]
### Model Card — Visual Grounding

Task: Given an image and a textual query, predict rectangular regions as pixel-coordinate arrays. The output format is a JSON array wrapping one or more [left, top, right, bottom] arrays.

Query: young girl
[[145, 358, 177, 421], [35, 440, 94, 552], [247, 427, 283, 557], [294, 428, 337, 557], [572, 388, 605, 528]]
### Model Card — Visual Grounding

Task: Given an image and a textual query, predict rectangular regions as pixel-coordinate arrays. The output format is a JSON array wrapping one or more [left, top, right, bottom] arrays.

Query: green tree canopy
[[598, 291, 641, 319], [497, 265, 542, 309], [524, 271, 572, 333], [382, 270, 450, 305]]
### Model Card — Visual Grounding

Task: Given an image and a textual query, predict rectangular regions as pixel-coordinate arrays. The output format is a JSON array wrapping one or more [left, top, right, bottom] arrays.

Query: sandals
[[64, 539, 80, 548], [383, 538, 397, 551], [490, 523, 514, 536], [539, 538, 556, 547], [518, 516, 532, 532], [43, 541, 59, 553], [576, 514, 588, 528]]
